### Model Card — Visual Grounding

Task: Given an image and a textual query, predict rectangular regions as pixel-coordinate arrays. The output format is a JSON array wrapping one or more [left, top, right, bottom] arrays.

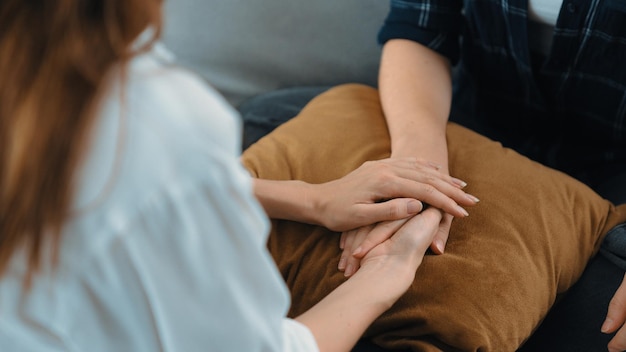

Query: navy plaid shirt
[[379, 0, 626, 173]]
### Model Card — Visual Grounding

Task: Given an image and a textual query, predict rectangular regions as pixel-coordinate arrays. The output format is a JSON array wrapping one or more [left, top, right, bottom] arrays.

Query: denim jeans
[[239, 86, 330, 150], [238, 86, 626, 352]]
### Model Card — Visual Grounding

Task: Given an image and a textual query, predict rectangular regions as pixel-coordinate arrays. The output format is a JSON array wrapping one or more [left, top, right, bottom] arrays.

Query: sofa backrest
[[163, 0, 389, 106]]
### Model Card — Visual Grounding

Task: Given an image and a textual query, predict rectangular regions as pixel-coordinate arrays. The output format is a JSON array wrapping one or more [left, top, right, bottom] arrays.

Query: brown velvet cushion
[[241, 84, 626, 351]]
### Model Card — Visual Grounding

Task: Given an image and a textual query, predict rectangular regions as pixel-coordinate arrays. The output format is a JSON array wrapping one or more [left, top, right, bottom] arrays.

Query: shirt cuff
[[282, 318, 319, 352], [377, 2, 462, 64]]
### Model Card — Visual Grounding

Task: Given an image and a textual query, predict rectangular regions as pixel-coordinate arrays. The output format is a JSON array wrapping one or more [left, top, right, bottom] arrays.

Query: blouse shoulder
[[74, 43, 242, 209]]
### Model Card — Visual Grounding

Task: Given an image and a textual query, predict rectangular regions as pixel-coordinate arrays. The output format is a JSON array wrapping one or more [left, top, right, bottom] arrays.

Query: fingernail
[[457, 206, 469, 217], [602, 318, 613, 333], [452, 177, 467, 188], [436, 239, 445, 254], [338, 257, 346, 270], [407, 200, 422, 214], [352, 247, 362, 256], [466, 194, 480, 203], [344, 264, 353, 277]]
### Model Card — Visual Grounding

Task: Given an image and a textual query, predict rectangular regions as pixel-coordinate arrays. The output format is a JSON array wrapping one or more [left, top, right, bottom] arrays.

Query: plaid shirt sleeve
[[378, 0, 464, 64]]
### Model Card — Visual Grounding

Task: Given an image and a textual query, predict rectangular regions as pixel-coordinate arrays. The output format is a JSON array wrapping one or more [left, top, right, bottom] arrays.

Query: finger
[[608, 324, 626, 352], [352, 218, 409, 259], [412, 174, 479, 206], [360, 159, 478, 209], [344, 226, 371, 277], [603, 274, 626, 334], [339, 230, 357, 271], [378, 157, 470, 190], [430, 214, 453, 255], [379, 178, 471, 218], [353, 198, 423, 224], [339, 232, 346, 250]]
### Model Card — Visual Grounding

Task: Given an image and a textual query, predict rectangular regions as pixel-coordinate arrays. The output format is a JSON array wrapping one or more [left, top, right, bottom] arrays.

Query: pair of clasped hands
[[308, 157, 480, 277]]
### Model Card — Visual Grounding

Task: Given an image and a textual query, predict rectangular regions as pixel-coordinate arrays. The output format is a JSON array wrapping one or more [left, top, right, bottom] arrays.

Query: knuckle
[[387, 204, 402, 218], [376, 176, 396, 194], [415, 158, 433, 168], [374, 172, 390, 184], [352, 211, 368, 225], [611, 293, 626, 309], [408, 157, 420, 167], [423, 208, 444, 222], [422, 184, 436, 195], [348, 256, 360, 267], [424, 174, 438, 184], [360, 238, 373, 248], [378, 163, 393, 175], [609, 338, 626, 350]]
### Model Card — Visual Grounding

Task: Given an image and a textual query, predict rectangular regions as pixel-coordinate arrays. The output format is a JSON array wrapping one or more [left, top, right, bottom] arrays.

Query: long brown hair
[[0, 0, 162, 283]]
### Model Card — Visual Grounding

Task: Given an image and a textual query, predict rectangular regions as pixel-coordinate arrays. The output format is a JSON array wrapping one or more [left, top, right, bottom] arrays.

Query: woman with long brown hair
[[0, 1, 476, 350]]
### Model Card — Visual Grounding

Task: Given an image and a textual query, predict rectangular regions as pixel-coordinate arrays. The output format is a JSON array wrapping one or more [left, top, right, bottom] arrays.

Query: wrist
[[301, 182, 325, 226], [391, 140, 450, 174], [254, 179, 322, 225], [307, 182, 341, 230], [353, 257, 418, 306], [388, 115, 448, 161]]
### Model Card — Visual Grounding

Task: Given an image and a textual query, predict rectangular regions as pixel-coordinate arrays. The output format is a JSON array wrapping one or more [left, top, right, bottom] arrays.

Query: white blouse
[[0, 44, 318, 352]]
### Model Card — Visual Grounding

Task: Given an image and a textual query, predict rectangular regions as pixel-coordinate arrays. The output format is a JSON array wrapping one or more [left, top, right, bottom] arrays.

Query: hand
[[339, 218, 407, 277], [338, 212, 453, 277], [603, 273, 626, 352], [294, 208, 443, 352], [313, 157, 478, 232], [353, 207, 444, 301]]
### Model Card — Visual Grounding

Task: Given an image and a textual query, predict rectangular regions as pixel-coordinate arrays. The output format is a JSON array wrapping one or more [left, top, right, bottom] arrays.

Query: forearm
[[379, 39, 453, 170], [295, 261, 415, 352], [253, 178, 322, 225]]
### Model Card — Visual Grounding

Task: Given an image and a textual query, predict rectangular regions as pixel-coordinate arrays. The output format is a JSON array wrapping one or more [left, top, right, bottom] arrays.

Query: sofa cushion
[[163, 0, 388, 106], [241, 84, 626, 351]]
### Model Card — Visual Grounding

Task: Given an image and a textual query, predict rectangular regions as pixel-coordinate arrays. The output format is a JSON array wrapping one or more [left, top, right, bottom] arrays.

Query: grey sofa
[[163, 0, 388, 108]]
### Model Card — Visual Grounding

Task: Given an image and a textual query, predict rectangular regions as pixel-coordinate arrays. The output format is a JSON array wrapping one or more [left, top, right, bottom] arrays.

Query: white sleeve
[[73, 158, 318, 352], [283, 318, 320, 352]]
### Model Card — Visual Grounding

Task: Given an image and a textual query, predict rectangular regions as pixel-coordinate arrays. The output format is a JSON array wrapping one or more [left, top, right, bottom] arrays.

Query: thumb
[[356, 198, 423, 224], [603, 274, 626, 334]]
